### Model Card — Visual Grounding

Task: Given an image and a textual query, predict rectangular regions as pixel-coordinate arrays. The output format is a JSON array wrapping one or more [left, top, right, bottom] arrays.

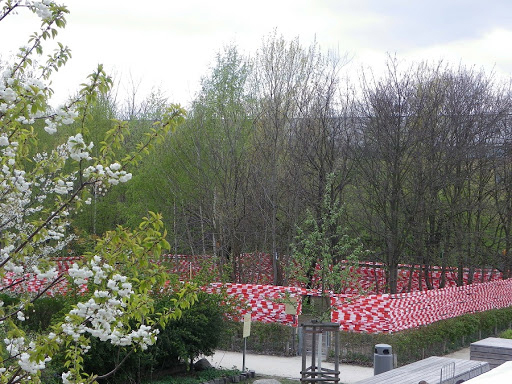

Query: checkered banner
[[2, 256, 510, 333]]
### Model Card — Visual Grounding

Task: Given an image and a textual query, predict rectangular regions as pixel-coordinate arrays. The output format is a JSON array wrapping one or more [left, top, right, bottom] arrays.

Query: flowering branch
[[0, 3, 194, 383]]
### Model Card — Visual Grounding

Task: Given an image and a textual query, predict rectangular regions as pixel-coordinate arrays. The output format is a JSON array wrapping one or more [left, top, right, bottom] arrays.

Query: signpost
[[284, 296, 299, 353], [284, 296, 299, 315], [243, 313, 251, 372]]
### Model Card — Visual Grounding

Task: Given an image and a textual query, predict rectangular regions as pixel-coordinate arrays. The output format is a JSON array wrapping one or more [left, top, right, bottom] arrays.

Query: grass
[[499, 329, 512, 339]]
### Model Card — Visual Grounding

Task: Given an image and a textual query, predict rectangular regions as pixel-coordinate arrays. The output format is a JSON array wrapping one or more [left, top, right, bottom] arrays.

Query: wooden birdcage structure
[[300, 322, 340, 384]]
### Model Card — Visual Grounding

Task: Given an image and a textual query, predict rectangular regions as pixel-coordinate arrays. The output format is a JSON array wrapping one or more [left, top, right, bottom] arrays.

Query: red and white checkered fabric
[[2, 256, 510, 334]]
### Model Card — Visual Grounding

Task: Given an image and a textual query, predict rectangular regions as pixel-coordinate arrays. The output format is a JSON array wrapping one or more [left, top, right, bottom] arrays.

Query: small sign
[[284, 296, 299, 315], [243, 313, 251, 338]]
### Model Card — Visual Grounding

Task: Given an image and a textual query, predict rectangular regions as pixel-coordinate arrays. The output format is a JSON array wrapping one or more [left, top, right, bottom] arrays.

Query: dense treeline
[[68, 34, 511, 294]]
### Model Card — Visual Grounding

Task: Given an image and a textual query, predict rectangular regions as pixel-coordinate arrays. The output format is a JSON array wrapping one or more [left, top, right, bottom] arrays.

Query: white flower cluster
[[18, 352, 51, 374], [63, 257, 159, 351], [61, 371, 72, 384], [26, 0, 54, 20], [83, 163, 133, 186], [22, 77, 46, 92], [0, 188, 31, 233], [0, 177, 32, 263], [53, 179, 74, 195], [32, 265, 58, 280], [0, 244, 15, 261], [5, 338, 51, 375], [1, 139, 18, 167], [4, 260, 24, 274], [44, 106, 79, 135], [0, 145, 33, 236], [4, 337, 26, 357], [0, 145, 76, 272], [68, 263, 94, 286], [66, 133, 93, 161], [0, 86, 17, 103], [17, 311, 26, 321], [1, 68, 49, 120], [110, 324, 159, 349]]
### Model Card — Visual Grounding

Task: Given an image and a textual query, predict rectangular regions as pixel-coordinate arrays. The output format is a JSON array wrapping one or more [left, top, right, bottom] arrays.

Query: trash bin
[[374, 344, 393, 375]]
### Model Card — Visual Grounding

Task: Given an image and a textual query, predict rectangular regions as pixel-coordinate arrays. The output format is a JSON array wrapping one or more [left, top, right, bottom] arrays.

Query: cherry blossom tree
[[0, 2, 196, 383]]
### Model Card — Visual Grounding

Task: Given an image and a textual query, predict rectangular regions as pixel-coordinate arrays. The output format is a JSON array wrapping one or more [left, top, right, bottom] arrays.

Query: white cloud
[[404, 28, 512, 78], [2, 0, 512, 107]]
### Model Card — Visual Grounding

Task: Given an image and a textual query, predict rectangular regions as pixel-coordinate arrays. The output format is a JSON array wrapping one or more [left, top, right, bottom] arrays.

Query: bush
[[499, 329, 512, 339], [13, 293, 512, 380], [152, 292, 228, 369], [335, 306, 512, 366], [0, 293, 19, 307], [24, 295, 72, 332], [2, 292, 229, 383], [219, 321, 297, 355], [217, 305, 512, 366], [77, 291, 229, 383]]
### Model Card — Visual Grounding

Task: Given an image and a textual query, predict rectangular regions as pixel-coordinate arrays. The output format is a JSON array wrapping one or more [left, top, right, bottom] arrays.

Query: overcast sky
[[2, 0, 512, 107]]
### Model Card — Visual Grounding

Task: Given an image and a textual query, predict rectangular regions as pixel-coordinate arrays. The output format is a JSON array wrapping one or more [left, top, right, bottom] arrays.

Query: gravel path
[[206, 350, 373, 383], [205, 348, 471, 383]]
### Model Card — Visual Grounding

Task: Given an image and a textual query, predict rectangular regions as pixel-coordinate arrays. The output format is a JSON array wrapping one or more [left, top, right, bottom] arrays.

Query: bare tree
[[249, 33, 312, 284], [354, 58, 429, 293], [491, 98, 512, 277], [248, 33, 352, 284], [438, 67, 508, 285]]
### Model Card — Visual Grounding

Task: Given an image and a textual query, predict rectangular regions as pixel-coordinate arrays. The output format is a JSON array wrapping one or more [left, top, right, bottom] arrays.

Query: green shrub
[[0, 293, 19, 307], [152, 292, 228, 369], [2, 292, 230, 383], [499, 329, 512, 339], [24, 295, 72, 332], [217, 305, 512, 366], [80, 337, 146, 384], [76, 291, 230, 383], [219, 321, 296, 355], [335, 306, 512, 366]]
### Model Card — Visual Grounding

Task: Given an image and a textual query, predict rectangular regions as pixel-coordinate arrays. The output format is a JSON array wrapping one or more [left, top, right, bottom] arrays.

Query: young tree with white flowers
[[0, 2, 196, 383]]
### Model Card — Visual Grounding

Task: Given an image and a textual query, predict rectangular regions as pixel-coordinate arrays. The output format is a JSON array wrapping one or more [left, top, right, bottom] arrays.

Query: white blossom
[[109, 163, 121, 171], [17, 311, 26, 322], [68, 263, 93, 285], [44, 119, 57, 135], [18, 352, 49, 374], [67, 133, 93, 161], [32, 265, 58, 280], [0, 87, 17, 102], [30, 1, 53, 20], [4, 337, 25, 357], [119, 173, 132, 183], [4, 261, 24, 274], [61, 370, 72, 384]]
